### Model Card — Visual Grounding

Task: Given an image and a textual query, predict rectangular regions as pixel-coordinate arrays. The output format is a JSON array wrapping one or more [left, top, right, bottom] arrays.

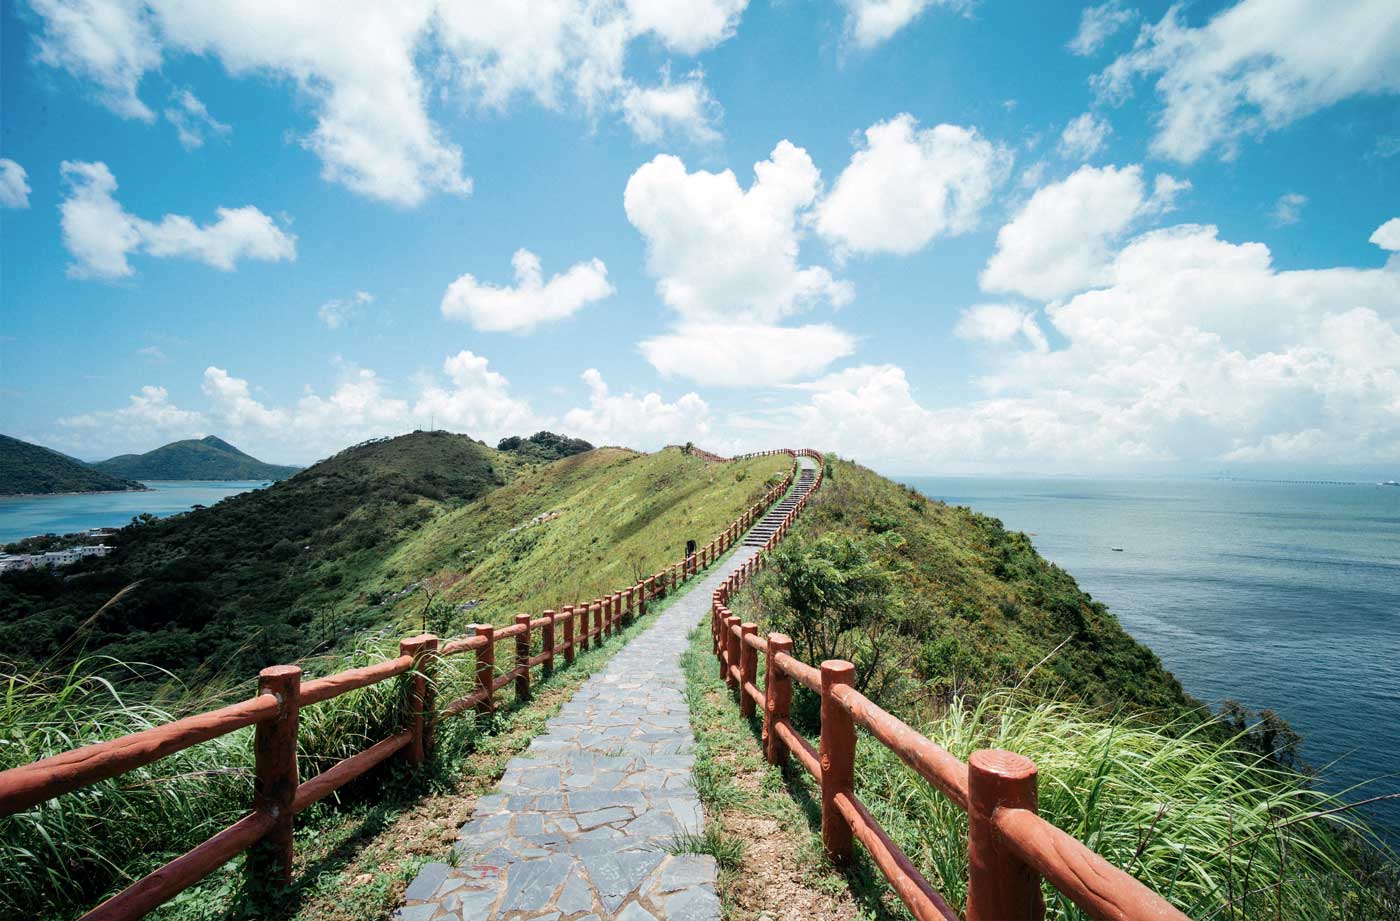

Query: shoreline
[[0, 486, 152, 500]]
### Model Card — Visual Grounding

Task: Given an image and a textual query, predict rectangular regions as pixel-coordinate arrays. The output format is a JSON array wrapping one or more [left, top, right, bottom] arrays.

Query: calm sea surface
[[900, 476, 1400, 839], [0, 481, 265, 544]]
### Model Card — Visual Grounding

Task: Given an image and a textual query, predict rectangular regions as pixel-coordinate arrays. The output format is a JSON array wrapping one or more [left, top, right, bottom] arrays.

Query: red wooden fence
[[0, 452, 802, 921], [710, 449, 1191, 921]]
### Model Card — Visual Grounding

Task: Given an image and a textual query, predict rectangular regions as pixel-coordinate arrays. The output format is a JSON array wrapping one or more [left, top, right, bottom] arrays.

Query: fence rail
[[709, 448, 1192, 921], [0, 451, 803, 921]]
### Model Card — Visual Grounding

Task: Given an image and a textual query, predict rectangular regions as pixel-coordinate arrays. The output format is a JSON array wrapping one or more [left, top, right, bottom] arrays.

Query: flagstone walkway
[[395, 457, 816, 921]]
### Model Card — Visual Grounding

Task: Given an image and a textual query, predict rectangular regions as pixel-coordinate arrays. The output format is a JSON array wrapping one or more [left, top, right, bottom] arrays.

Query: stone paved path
[[397, 458, 816, 921]]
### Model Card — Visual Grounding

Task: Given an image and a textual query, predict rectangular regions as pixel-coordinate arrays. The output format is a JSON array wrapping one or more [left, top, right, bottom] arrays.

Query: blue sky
[[1, 0, 1397, 475]]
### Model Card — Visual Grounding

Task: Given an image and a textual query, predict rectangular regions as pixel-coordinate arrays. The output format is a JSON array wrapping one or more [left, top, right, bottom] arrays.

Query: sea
[[900, 476, 1400, 841], [0, 480, 266, 544]]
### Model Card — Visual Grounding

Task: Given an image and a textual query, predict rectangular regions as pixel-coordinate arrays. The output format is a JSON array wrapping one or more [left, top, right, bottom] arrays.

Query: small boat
[[1110, 547, 1124, 552]]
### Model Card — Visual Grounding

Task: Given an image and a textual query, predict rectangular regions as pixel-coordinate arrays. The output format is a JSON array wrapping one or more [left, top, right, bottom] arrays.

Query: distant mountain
[[93, 436, 301, 481], [0, 434, 146, 496]]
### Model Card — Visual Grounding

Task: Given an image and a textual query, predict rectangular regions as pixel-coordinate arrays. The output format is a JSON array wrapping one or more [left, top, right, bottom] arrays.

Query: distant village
[[0, 528, 116, 572]]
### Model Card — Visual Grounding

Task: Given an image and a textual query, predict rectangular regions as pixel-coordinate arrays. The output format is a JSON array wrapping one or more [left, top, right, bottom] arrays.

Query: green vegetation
[[715, 456, 1396, 918], [93, 435, 300, 481], [0, 433, 144, 496], [495, 430, 593, 463]]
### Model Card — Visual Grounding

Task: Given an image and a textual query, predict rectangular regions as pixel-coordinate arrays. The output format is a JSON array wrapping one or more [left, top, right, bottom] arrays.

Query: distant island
[[92, 435, 301, 481], [0, 434, 146, 496]]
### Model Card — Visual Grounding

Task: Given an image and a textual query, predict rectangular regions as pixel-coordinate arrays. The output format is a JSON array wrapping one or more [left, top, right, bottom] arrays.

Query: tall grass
[[0, 640, 486, 920], [850, 691, 1398, 920]]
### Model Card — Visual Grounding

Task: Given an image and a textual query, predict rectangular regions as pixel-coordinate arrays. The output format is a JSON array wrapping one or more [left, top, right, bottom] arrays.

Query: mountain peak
[[199, 435, 247, 457]]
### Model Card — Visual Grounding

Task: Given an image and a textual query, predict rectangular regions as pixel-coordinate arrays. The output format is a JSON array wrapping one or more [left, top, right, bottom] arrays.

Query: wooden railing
[[710, 450, 1192, 921], [0, 452, 801, 921]]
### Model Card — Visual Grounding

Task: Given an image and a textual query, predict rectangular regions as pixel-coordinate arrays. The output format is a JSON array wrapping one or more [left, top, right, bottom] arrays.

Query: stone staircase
[[742, 465, 817, 547]]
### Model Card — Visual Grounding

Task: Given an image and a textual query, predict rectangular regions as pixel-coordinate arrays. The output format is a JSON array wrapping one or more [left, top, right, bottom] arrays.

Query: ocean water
[[0, 480, 266, 544], [900, 476, 1400, 839]]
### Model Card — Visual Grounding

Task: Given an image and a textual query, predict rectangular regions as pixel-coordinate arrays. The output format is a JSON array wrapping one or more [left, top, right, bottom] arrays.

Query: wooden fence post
[[593, 599, 603, 645], [514, 614, 531, 701], [966, 750, 1043, 921], [542, 610, 556, 679], [623, 587, 634, 625], [562, 605, 576, 664], [638, 580, 648, 618], [400, 634, 437, 764], [764, 633, 792, 766], [577, 602, 590, 652], [724, 616, 741, 690], [739, 623, 758, 717], [820, 660, 856, 865], [251, 664, 300, 888], [717, 607, 730, 681], [474, 624, 495, 716]]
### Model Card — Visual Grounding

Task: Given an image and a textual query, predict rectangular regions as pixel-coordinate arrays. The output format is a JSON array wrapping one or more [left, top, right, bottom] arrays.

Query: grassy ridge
[[93, 435, 300, 481]]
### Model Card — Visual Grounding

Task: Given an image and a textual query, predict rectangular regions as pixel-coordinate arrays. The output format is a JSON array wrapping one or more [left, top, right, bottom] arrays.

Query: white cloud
[[413, 350, 541, 435], [318, 290, 373, 329], [59, 160, 296, 279], [621, 69, 722, 145], [814, 115, 1011, 257], [58, 384, 206, 451], [440, 249, 614, 333], [30, 0, 162, 121], [164, 87, 230, 150], [1369, 217, 1400, 251], [640, 322, 856, 387], [1057, 112, 1111, 160], [1269, 192, 1307, 226], [953, 303, 1049, 353], [0, 159, 30, 209], [137, 344, 168, 361], [839, 0, 966, 49], [980, 163, 1187, 301], [1095, 0, 1400, 163], [625, 141, 851, 324], [202, 366, 287, 429], [562, 368, 711, 447], [1067, 0, 1135, 56], [625, 0, 749, 55]]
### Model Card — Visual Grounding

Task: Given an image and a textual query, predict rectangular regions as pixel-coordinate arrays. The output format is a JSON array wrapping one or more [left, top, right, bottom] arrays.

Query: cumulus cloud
[[59, 160, 296, 279], [625, 141, 851, 324], [58, 384, 206, 448], [839, 0, 967, 48], [814, 115, 1011, 257], [1067, 0, 1135, 56], [621, 69, 722, 145], [164, 87, 230, 149], [1368, 217, 1400, 252], [1094, 0, 1400, 163], [755, 223, 1400, 471], [318, 290, 373, 329], [1269, 192, 1307, 227], [440, 249, 614, 333], [980, 164, 1187, 301], [640, 322, 856, 387], [0, 159, 30, 209], [562, 368, 711, 447], [1057, 112, 1111, 160], [953, 304, 1049, 353], [29, 1, 752, 206]]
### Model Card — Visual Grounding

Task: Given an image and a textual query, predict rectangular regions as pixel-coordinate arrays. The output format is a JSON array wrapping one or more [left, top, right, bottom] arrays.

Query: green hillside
[[0, 434, 145, 496], [735, 456, 1196, 716], [92, 435, 301, 480], [0, 435, 789, 689], [496, 430, 593, 463]]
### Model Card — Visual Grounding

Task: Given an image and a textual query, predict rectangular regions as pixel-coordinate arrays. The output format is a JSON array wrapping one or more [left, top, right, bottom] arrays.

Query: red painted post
[[251, 664, 300, 887], [514, 614, 531, 701], [764, 633, 792, 767], [577, 602, 590, 652], [966, 750, 1044, 921], [739, 623, 758, 717], [718, 607, 730, 681], [474, 624, 495, 716], [542, 610, 556, 679], [562, 605, 576, 664], [400, 634, 437, 764], [820, 660, 857, 865], [637, 581, 647, 618], [593, 599, 603, 644], [623, 587, 633, 625], [724, 615, 741, 690]]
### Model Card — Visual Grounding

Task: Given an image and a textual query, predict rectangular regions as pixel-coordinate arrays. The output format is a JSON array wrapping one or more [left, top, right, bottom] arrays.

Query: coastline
[[0, 485, 152, 499]]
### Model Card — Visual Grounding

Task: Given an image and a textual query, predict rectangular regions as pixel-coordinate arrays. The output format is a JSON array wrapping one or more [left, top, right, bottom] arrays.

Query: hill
[[0, 434, 145, 496], [496, 430, 593, 463], [0, 435, 790, 688], [92, 435, 301, 480], [735, 455, 1196, 716]]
